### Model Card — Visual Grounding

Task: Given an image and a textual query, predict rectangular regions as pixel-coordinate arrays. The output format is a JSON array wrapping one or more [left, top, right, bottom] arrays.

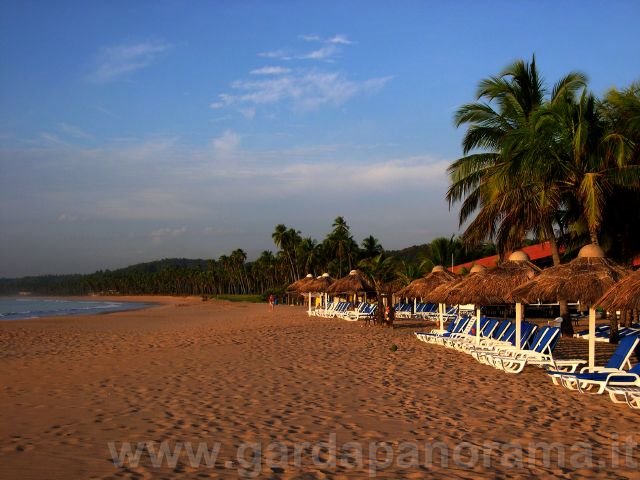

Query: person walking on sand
[[274, 295, 279, 307], [268, 294, 274, 311]]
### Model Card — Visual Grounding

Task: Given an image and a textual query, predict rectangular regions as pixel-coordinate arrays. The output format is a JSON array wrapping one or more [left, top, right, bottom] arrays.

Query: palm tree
[[361, 235, 383, 260], [326, 216, 357, 277], [297, 237, 320, 275], [448, 56, 587, 261], [429, 236, 462, 268], [395, 259, 433, 286], [272, 224, 302, 282]]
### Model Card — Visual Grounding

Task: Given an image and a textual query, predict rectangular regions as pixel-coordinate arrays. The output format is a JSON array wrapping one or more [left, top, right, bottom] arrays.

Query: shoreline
[[0, 295, 208, 323], [0, 295, 170, 322]]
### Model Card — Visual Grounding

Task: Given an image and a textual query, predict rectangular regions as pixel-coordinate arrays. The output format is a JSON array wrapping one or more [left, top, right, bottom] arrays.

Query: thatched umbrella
[[286, 274, 315, 310], [398, 265, 459, 299], [286, 273, 315, 293], [444, 251, 541, 347], [303, 273, 334, 292], [326, 269, 376, 303], [300, 273, 335, 314], [597, 270, 640, 311], [511, 244, 630, 369], [396, 266, 458, 327], [424, 264, 486, 332]]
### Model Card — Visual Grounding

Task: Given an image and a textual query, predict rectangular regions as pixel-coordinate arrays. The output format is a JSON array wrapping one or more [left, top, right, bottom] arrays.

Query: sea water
[[0, 297, 149, 321]]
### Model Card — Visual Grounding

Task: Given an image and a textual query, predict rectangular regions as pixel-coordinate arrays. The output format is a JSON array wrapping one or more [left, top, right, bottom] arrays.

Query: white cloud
[[211, 71, 393, 112], [299, 44, 338, 61], [257, 49, 291, 60], [238, 108, 256, 119], [327, 34, 352, 45], [250, 66, 290, 75], [87, 41, 171, 83], [58, 122, 93, 139], [150, 226, 187, 244], [40, 133, 71, 146], [299, 34, 322, 42], [211, 130, 240, 153], [213, 35, 391, 113], [151, 226, 187, 237]]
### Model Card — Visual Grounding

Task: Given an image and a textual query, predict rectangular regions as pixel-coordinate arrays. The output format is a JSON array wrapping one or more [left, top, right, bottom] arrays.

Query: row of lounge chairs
[[311, 301, 352, 318], [393, 302, 458, 321], [575, 323, 640, 342], [415, 316, 562, 374], [415, 316, 640, 410], [311, 301, 377, 321]]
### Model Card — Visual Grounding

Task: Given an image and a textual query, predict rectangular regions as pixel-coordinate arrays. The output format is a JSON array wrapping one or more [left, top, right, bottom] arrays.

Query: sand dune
[[1, 297, 638, 479]]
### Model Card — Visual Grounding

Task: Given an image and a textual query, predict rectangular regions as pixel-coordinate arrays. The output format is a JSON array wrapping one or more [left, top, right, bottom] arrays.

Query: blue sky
[[1, 1, 639, 276]]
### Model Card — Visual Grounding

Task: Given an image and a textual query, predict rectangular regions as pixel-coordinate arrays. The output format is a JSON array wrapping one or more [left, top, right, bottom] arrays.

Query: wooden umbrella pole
[[515, 302, 523, 349], [589, 307, 596, 370]]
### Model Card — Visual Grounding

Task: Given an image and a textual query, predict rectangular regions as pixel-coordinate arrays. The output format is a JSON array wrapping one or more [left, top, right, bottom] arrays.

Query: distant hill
[[105, 258, 209, 275], [385, 244, 431, 264]]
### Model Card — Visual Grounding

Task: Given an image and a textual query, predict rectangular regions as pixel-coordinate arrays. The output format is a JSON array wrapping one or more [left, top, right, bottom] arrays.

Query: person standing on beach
[[268, 294, 274, 311], [274, 295, 279, 307]]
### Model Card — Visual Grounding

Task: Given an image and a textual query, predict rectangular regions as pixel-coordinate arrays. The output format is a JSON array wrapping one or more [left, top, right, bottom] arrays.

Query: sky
[[1, 1, 639, 277]]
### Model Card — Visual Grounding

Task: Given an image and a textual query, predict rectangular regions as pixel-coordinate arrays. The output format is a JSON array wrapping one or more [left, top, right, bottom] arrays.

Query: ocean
[[0, 297, 150, 321]]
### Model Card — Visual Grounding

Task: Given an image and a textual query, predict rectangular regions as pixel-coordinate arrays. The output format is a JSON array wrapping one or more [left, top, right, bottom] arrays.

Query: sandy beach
[[1, 297, 638, 479]]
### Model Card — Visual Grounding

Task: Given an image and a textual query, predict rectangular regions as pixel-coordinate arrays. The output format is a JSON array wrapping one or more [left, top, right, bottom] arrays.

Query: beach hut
[[511, 244, 630, 370], [326, 269, 376, 304]]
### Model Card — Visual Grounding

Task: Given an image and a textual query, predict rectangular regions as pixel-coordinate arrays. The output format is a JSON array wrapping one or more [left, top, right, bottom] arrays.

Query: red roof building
[[452, 241, 639, 273]]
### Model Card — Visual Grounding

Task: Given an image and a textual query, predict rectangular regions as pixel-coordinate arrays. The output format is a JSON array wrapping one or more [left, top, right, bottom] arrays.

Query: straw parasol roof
[[300, 273, 335, 293], [424, 264, 486, 304], [445, 251, 541, 305], [380, 278, 407, 296], [511, 244, 631, 306], [326, 269, 376, 295], [396, 266, 458, 299], [285, 274, 315, 293], [596, 270, 640, 311]]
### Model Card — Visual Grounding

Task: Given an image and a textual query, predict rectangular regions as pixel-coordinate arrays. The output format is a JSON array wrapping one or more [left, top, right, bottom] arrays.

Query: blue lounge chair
[[415, 315, 470, 344], [468, 322, 516, 360], [448, 318, 500, 351], [492, 326, 561, 373], [574, 363, 640, 395], [605, 375, 640, 410], [547, 335, 640, 390], [414, 317, 458, 342], [476, 322, 538, 366]]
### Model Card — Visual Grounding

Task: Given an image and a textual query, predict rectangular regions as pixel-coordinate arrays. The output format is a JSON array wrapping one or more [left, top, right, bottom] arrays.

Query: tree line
[[0, 218, 495, 297]]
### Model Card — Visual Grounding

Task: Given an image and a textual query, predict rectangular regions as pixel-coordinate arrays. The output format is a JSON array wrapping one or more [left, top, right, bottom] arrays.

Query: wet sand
[[0, 297, 638, 479]]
